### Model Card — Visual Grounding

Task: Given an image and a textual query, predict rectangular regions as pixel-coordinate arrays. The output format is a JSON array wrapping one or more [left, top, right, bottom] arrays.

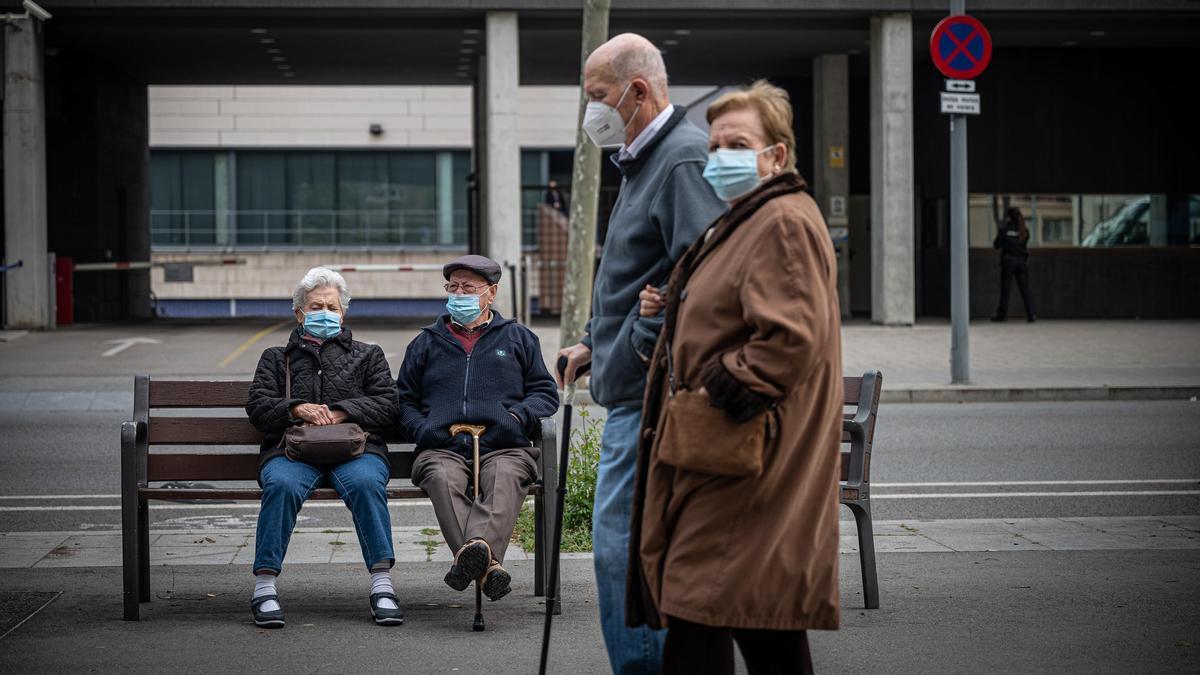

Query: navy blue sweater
[[396, 312, 559, 458]]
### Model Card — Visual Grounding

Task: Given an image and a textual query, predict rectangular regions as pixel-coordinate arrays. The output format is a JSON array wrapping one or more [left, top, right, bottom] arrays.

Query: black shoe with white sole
[[251, 595, 285, 628], [370, 592, 405, 626]]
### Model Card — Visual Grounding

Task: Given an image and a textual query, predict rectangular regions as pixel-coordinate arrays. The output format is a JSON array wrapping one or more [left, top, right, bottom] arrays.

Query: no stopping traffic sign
[[930, 15, 992, 80]]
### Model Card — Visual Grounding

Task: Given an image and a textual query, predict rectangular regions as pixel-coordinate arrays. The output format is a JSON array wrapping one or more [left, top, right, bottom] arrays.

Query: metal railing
[[150, 209, 469, 250]]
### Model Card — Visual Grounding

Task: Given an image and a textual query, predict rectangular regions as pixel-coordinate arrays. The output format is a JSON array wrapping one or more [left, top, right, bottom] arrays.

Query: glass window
[[287, 153, 336, 246], [237, 153, 288, 246], [151, 149, 470, 250], [952, 193, 1200, 248], [387, 152, 437, 245], [150, 151, 215, 246]]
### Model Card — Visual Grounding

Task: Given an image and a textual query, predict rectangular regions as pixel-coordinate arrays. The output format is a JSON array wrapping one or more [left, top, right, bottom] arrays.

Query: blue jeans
[[593, 405, 665, 674], [254, 453, 394, 575]]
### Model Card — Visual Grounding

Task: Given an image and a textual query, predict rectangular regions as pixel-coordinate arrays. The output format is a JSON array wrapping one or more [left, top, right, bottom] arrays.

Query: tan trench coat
[[627, 172, 843, 632]]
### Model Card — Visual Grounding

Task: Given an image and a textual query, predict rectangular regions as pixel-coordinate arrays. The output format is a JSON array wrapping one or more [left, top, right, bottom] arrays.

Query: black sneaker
[[444, 539, 491, 592], [251, 595, 285, 629]]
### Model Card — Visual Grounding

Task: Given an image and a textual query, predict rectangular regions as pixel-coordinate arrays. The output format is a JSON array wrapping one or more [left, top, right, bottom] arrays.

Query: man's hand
[[291, 402, 337, 425], [638, 284, 665, 317], [555, 342, 592, 388], [329, 409, 349, 424]]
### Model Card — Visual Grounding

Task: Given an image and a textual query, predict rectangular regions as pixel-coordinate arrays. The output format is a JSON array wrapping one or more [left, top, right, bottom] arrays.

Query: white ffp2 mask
[[582, 82, 638, 149]]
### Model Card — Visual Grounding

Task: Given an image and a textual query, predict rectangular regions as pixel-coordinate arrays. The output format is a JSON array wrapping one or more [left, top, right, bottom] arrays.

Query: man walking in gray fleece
[[556, 33, 727, 674]]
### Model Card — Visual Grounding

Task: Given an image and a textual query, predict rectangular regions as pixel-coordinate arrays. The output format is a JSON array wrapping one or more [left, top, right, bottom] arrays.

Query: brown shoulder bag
[[281, 353, 367, 464]]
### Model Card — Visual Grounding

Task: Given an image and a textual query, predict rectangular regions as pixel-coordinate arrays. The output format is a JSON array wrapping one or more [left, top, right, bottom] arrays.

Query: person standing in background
[[992, 206, 1037, 322]]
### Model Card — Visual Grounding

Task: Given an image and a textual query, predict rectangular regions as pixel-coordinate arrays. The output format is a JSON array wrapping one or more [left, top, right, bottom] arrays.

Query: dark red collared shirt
[[447, 317, 491, 354]]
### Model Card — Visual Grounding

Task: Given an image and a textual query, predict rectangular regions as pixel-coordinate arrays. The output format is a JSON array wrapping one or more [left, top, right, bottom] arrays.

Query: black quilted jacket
[[246, 327, 398, 472]]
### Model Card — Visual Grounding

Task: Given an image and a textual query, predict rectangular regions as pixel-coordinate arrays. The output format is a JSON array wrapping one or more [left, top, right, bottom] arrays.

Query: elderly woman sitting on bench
[[245, 267, 402, 629], [396, 255, 559, 603]]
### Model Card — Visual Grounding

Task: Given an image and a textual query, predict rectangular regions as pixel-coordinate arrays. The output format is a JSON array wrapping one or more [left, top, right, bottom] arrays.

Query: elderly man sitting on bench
[[396, 255, 559, 602]]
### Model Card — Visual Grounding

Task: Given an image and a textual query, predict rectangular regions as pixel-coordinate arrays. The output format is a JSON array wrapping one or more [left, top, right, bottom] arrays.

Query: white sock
[[371, 571, 398, 609], [253, 573, 280, 613]]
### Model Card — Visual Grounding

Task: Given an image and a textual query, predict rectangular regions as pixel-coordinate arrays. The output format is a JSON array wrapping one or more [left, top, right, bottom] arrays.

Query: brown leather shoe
[[444, 539, 491, 592], [481, 561, 512, 602]]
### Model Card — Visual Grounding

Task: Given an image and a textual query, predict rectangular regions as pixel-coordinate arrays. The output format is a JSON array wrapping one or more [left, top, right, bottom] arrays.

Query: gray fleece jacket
[[582, 107, 727, 409]]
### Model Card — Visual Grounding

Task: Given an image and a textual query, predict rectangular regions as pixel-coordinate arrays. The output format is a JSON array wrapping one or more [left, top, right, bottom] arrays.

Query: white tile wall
[[149, 85, 581, 149]]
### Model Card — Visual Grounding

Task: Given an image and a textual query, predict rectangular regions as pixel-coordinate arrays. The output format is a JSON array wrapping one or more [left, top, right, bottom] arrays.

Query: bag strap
[[277, 352, 292, 450]]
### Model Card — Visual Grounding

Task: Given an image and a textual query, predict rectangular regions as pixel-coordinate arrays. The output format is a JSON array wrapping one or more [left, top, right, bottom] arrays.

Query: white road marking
[[0, 494, 121, 500], [101, 337, 162, 357], [0, 500, 435, 511], [872, 491, 1200, 499], [874, 479, 1200, 488]]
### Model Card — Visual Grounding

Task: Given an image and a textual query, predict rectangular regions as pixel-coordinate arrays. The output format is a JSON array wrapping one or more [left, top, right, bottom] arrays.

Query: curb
[[570, 386, 1200, 406], [881, 386, 1200, 404]]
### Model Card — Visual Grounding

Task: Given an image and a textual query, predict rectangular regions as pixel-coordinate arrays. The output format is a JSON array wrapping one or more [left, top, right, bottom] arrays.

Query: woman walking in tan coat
[[627, 80, 843, 674]]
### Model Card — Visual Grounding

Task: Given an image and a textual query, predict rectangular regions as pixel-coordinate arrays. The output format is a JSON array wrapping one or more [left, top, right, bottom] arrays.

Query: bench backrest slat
[[843, 377, 862, 405], [148, 452, 417, 481], [148, 417, 264, 445], [150, 381, 251, 408]]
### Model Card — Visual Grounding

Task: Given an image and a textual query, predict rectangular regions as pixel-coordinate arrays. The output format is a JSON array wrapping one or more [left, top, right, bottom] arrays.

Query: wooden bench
[[841, 370, 883, 609], [120, 375, 559, 621]]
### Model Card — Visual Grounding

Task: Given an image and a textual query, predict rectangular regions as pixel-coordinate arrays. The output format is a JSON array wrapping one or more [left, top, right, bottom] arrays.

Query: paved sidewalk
[[3, 516, 1195, 570], [1, 549, 1195, 672]]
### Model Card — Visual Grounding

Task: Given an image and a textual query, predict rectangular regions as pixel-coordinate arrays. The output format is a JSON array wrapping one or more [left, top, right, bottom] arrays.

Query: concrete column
[[483, 11, 521, 318], [3, 19, 51, 329], [471, 58, 487, 255], [869, 13, 915, 326], [813, 54, 851, 319], [436, 152, 455, 246]]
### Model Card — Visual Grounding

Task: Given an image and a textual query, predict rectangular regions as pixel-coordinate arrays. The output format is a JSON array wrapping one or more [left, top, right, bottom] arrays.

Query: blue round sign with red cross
[[930, 15, 992, 80]]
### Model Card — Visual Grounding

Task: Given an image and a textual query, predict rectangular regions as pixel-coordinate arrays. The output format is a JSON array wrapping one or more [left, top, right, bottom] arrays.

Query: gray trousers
[[411, 446, 538, 563]]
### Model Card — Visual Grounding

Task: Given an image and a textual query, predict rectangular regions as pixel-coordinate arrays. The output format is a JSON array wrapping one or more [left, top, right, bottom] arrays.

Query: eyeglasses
[[444, 282, 490, 294]]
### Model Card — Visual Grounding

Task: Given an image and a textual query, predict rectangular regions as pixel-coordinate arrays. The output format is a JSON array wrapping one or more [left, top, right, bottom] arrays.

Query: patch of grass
[[417, 527, 443, 560], [512, 409, 602, 554]]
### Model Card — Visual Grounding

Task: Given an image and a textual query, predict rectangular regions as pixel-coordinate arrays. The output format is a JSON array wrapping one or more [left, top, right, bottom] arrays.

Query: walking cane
[[449, 423, 488, 632], [538, 357, 590, 675]]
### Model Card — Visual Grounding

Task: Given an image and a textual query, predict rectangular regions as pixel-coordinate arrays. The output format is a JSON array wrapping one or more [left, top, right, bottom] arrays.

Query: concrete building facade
[[3, 1, 1198, 328]]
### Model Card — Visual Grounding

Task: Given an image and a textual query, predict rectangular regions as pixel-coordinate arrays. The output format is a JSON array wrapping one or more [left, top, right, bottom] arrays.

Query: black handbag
[[281, 353, 366, 464]]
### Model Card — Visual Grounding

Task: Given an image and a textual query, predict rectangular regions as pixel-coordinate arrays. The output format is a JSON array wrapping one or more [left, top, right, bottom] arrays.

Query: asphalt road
[[1, 400, 1196, 532]]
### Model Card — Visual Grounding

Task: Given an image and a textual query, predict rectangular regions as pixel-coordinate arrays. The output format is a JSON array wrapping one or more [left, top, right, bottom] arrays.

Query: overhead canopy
[[33, 3, 1200, 85]]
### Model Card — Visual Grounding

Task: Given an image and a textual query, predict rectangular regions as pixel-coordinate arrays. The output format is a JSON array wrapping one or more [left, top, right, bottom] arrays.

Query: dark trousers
[[996, 255, 1035, 319], [662, 615, 813, 675]]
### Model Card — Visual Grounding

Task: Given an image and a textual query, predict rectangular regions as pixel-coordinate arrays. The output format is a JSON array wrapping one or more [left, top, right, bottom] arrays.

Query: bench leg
[[121, 489, 141, 620], [138, 499, 151, 602], [848, 500, 880, 609], [121, 420, 144, 620], [533, 491, 545, 597]]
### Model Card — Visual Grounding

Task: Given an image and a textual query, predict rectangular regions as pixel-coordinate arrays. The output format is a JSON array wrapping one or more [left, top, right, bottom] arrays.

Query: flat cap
[[442, 254, 502, 284]]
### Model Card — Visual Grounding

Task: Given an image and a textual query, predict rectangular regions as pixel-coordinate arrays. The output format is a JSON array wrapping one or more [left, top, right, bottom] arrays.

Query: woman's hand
[[639, 284, 664, 317], [291, 402, 337, 425]]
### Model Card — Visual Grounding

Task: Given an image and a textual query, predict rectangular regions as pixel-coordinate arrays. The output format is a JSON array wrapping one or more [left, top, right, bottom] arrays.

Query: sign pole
[[948, 0, 970, 384]]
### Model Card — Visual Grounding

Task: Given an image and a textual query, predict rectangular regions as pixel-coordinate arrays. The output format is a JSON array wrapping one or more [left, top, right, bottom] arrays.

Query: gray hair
[[293, 267, 351, 311], [608, 33, 669, 99]]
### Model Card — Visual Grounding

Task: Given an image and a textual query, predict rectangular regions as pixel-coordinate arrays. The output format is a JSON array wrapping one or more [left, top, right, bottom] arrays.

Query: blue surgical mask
[[702, 146, 776, 201], [303, 309, 342, 339], [446, 290, 486, 325]]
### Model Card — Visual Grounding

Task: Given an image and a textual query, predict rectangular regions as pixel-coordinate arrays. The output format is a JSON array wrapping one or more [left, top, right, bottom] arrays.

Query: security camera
[[23, 1, 52, 21]]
